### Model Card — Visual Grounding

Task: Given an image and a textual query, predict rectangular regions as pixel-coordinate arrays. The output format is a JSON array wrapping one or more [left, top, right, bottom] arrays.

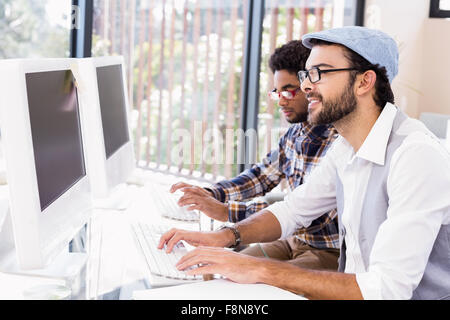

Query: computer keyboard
[[148, 184, 200, 223], [130, 221, 203, 287]]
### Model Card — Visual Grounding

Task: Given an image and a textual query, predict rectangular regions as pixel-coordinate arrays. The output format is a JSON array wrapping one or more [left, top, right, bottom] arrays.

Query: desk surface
[[86, 176, 215, 300], [87, 180, 304, 300], [0, 170, 302, 300]]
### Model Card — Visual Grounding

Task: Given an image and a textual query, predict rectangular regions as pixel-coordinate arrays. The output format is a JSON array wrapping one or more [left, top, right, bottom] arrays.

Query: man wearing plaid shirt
[[171, 40, 339, 271]]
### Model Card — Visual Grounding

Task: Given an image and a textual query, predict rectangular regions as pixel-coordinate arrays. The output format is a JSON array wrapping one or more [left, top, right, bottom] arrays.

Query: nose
[[300, 77, 313, 94], [278, 95, 289, 107]]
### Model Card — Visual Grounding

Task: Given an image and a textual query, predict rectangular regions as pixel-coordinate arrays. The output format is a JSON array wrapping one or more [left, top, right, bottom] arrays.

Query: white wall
[[364, 0, 450, 118]]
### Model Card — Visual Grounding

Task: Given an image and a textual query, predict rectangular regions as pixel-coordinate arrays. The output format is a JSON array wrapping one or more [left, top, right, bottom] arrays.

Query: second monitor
[[75, 56, 136, 208]]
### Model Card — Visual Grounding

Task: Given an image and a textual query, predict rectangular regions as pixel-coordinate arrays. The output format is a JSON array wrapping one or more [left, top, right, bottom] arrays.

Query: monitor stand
[[92, 183, 138, 211], [0, 211, 88, 299], [0, 248, 87, 283], [0, 251, 87, 300]]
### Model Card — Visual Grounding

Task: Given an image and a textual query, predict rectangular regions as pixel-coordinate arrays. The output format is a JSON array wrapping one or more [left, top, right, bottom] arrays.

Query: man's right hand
[[170, 182, 229, 222], [170, 182, 212, 197], [157, 227, 235, 253]]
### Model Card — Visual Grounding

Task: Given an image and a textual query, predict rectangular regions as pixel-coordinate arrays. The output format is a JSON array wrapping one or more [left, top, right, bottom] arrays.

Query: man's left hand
[[175, 246, 267, 284]]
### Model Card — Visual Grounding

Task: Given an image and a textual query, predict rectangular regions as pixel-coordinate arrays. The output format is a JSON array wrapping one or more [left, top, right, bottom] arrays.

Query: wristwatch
[[219, 225, 241, 248]]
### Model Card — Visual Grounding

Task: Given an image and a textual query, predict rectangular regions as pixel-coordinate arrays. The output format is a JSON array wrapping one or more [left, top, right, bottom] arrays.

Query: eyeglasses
[[268, 87, 301, 101], [297, 66, 357, 84]]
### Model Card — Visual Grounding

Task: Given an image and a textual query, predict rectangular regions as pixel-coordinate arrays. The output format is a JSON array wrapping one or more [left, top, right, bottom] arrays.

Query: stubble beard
[[308, 81, 357, 126], [286, 110, 308, 124]]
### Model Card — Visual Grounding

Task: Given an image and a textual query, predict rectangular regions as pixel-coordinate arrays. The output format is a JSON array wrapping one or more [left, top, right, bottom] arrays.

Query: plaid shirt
[[207, 122, 340, 249]]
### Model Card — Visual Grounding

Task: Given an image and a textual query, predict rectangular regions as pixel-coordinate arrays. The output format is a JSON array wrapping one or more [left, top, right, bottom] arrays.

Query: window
[[89, 0, 363, 181], [0, 0, 71, 58], [92, 0, 248, 180]]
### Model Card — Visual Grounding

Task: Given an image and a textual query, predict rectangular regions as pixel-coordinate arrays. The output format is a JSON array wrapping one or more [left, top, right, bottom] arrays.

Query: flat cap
[[302, 26, 398, 83]]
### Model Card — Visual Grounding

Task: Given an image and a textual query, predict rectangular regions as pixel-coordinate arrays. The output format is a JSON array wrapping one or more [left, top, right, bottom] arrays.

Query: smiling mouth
[[307, 99, 320, 109], [307, 95, 322, 110]]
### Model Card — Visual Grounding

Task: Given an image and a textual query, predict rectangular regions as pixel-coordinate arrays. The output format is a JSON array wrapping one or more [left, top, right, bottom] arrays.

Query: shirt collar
[[300, 121, 336, 140], [356, 103, 398, 166]]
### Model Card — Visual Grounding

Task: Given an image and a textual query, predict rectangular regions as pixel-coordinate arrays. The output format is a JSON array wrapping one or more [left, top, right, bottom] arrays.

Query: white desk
[[0, 172, 302, 300], [442, 138, 450, 152], [86, 179, 212, 300], [0, 169, 212, 300], [86, 181, 303, 300]]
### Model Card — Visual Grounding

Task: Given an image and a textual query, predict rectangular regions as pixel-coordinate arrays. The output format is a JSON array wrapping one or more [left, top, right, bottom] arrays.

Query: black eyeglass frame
[[298, 67, 358, 84]]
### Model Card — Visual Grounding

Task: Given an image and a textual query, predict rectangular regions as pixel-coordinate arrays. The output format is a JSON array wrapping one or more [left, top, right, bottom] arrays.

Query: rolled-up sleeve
[[267, 143, 340, 239]]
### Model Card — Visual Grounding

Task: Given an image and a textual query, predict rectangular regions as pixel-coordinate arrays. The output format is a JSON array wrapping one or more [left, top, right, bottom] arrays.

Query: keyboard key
[[131, 221, 203, 284], [148, 185, 200, 222]]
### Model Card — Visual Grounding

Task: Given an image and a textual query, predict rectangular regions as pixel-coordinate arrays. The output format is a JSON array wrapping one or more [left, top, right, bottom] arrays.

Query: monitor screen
[[26, 70, 86, 211], [96, 64, 130, 159]]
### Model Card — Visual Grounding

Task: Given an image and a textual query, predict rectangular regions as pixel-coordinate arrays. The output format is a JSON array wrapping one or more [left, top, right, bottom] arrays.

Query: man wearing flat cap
[[158, 26, 450, 300]]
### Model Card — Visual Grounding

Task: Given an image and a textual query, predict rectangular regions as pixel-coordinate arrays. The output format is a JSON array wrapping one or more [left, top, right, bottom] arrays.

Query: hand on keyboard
[[175, 246, 265, 285], [157, 227, 235, 253], [170, 182, 212, 197], [149, 184, 200, 222], [131, 222, 203, 282], [170, 182, 228, 222]]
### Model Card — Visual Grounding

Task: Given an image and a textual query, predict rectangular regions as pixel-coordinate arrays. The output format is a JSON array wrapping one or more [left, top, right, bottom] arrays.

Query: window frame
[[429, 0, 450, 18], [70, 0, 93, 58]]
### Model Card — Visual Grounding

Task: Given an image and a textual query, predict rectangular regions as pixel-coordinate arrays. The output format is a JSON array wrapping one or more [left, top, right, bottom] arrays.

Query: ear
[[355, 70, 376, 96]]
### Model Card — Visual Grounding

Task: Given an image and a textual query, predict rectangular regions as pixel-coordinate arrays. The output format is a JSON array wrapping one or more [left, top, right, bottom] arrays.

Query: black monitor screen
[[96, 64, 130, 159], [26, 70, 86, 211]]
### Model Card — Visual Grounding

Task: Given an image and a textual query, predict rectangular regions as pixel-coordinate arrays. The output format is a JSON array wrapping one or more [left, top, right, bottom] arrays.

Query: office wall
[[364, 0, 450, 118], [420, 18, 450, 116]]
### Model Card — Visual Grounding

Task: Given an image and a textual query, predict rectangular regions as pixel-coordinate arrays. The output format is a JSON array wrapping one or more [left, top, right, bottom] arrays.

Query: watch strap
[[219, 225, 241, 248]]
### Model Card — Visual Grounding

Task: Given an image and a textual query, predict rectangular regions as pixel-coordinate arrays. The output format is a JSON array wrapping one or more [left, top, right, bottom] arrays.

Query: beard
[[285, 110, 308, 123], [307, 80, 357, 125]]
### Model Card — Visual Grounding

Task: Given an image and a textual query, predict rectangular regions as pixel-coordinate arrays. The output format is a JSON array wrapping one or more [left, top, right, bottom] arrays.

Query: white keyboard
[[130, 222, 203, 287], [149, 184, 200, 222]]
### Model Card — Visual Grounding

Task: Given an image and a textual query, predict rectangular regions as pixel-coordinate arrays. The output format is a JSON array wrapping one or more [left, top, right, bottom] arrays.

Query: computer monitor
[[0, 59, 92, 270], [75, 56, 135, 203]]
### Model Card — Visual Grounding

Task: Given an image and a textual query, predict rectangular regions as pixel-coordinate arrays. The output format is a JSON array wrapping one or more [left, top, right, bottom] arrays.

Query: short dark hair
[[268, 40, 311, 74], [308, 39, 395, 109]]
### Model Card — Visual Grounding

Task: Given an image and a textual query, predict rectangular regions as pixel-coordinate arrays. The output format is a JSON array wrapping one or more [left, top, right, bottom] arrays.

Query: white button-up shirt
[[268, 103, 450, 299]]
